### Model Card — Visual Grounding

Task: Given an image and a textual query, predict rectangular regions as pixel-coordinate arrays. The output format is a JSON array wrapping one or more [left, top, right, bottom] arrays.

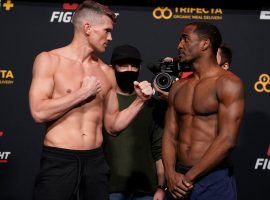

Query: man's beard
[[115, 71, 140, 94]]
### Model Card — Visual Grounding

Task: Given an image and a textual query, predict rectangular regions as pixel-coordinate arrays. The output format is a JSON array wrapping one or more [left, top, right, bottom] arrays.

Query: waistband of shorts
[[175, 163, 193, 174], [42, 145, 104, 160], [176, 158, 233, 175]]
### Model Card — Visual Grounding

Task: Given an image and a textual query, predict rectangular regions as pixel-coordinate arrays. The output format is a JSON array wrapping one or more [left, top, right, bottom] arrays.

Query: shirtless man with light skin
[[162, 22, 245, 200], [29, 1, 153, 199]]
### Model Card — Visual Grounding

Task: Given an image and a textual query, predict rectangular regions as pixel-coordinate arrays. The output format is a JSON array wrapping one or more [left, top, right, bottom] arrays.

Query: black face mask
[[115, 71, 139, 94]]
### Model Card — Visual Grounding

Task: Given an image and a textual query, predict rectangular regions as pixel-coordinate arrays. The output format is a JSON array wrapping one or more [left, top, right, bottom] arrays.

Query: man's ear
[[84, 22, 91, 35], [201, 38, 210, 51]]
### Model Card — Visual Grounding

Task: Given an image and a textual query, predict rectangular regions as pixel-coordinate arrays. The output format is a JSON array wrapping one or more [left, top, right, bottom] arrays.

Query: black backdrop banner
[[0, 1, 269, 200]]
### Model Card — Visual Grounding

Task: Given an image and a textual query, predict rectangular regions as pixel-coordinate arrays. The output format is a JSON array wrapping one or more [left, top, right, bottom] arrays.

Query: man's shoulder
[[217, 71, 243, 87], [33, 50, 61, 75], [35, 49, 61, 63], [98, 60, 116, 88], [100, 62, 115, 81], [100, 60, 113, 74], [216, 71, 244, 99], [172, 74, 193, 90]]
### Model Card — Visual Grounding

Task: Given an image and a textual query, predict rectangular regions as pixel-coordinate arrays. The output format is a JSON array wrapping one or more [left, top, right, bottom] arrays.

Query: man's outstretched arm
[[103, 68, 153, 134]]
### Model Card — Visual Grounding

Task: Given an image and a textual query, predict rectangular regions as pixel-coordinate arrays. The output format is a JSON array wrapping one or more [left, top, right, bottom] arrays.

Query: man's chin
[[180, 58, 186, 63], [93, 48, 106, 55], [100, 47, 106, 53]]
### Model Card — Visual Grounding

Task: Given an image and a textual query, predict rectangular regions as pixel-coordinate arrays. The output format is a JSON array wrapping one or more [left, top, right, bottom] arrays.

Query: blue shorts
[[171, 164, 237, 200], [109, 192, 153, 200]]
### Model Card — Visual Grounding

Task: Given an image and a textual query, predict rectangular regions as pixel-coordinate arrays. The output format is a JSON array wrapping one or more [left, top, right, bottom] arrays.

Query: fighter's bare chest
[[174, 79, 219, 115], [53, 64, 111, 98]]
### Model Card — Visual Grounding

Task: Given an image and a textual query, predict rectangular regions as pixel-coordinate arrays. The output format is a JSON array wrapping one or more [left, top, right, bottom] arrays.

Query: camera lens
[[154, 72, 173, 91]]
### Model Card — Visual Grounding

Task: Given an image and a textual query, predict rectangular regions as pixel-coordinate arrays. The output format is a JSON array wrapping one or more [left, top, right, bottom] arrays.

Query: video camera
[[147, 57, 191, 92]]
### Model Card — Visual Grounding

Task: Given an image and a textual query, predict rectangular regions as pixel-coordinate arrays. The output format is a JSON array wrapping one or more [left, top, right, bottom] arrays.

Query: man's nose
[[177, 39, 184, 50], [177, 41, 183, 50], [107, 33, 112, 41], [127, 64, 133, 71]]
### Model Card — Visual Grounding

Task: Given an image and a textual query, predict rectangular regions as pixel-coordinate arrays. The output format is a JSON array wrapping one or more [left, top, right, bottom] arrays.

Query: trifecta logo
[[254, 145, 270, 170], [0, 69, 14, 85], [153, 7, 223, 20], [254, 74, 270, 93]]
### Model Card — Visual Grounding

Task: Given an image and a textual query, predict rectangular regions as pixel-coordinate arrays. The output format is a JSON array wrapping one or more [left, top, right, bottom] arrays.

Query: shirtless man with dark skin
[[29, 1, 153, 199], [162, 22, 245, 200]]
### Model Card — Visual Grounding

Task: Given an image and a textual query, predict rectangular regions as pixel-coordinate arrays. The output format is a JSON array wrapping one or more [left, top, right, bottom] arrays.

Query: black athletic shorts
[[34, 146, 110, 200]]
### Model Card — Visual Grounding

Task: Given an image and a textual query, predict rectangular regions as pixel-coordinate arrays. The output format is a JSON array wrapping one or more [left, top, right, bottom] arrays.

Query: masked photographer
[[103, 44, 166, 200]]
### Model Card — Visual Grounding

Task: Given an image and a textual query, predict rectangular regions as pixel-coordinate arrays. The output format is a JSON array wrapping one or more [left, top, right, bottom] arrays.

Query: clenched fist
[[80, 76, 101, 100], [134, 81, 153, 101]]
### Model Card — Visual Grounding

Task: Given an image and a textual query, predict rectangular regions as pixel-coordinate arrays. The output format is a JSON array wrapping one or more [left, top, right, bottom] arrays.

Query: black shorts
[[34, 146, 110, 200]]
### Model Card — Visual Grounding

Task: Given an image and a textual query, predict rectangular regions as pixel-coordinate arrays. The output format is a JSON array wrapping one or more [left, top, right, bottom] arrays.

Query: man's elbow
[[222, 136, 237, 150], [104, 118, 124, 136], [104, 125, 121, 136], [31, 110, 48, 123]]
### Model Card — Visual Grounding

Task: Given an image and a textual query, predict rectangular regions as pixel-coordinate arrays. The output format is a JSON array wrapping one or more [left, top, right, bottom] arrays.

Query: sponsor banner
[[0, 152, 11, 163], [0, 68, 14, 85], [254, 145, 270, 170], [260, 10, 270, 20], [50, 3, 78, 23], [153, 7, 223, 20], [1, 0, 14, 11], [50, 3, 119, 23], [0, 131, 11, 164], [254, 74, 270, 93]]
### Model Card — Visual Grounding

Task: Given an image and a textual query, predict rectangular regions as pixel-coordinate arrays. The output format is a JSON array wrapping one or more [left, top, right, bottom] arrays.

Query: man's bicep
[[104, 66, 119, 117], [29, 52, 55, 109], [30, 76, 54, 102], [166, 82, 180, 130], [217, 78, 245, 141], [104, 87, 118, 123], [164, 96, 179, 142]]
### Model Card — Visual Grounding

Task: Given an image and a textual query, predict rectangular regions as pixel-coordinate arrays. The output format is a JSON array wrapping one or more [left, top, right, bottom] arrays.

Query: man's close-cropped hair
[[188, 21, 222, 55], [72, 0, 116, 29]]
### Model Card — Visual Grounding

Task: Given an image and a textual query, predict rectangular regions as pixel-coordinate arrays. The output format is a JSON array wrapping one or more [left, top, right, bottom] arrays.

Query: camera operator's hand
[[153, 80, 169, 102], [162, 57, 174, 63], [134, 81, 153, 101]]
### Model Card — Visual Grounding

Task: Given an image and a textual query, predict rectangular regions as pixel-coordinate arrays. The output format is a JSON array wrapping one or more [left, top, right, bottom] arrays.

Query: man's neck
[[68, 32, 95, 64], [192, 55, 220, 79]]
